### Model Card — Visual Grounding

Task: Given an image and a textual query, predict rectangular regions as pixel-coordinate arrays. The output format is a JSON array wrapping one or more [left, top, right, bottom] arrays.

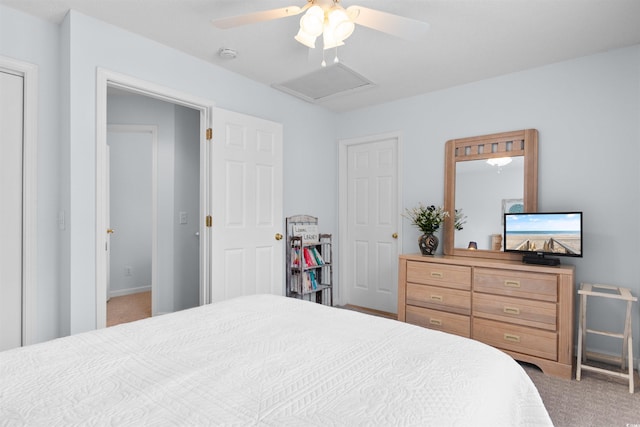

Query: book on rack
[[308, 271, 318, 290], [303, 271, 312, 292], [303, 248, 317, 267], [310, 247, 324, 265], [295, 271, 320, 292]]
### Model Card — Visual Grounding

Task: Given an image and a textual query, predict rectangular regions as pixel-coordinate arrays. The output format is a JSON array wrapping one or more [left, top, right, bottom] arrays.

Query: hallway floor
[[107, 291, 151, 327]]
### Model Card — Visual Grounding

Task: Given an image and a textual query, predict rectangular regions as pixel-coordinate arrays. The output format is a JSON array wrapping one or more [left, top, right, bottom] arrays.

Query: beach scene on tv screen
[[505, 213, 581, 256]]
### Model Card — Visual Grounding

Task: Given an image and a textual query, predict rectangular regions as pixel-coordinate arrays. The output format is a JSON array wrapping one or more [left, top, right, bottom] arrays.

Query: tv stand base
[[523, 254, 560, 266]]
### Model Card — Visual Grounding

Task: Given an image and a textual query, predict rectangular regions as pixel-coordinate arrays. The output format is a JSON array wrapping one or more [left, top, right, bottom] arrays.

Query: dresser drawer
[[473, 293, 557, 331], [406, 261, 471, 291], [406, 305, 470, 338], [407, 283, 470, 315], [474, 268, 557, 302], [473, 318, 557, 361]]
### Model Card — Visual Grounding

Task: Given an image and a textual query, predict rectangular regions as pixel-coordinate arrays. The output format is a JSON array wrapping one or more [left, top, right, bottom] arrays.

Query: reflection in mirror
[[443, 129, 538, 260], [454, 157, 524, 250]]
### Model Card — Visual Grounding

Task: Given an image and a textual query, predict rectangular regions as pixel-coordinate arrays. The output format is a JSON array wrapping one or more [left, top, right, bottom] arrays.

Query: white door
[[211, 108, 284, 301], [343, 136, 400, 313], [0, 70, 23, 351]]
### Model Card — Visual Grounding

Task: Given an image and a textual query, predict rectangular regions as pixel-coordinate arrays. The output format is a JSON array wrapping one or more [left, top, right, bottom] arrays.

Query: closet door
[[0, 70, 23, 351]]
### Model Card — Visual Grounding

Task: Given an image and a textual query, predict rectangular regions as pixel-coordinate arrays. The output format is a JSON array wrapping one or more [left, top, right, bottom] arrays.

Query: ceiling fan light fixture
[[213, 1, 431, 63], [345, 5, 360, 21], [327, 5, 348, 24], [328, 5, 354, 41], [299, 5, 324, 36], [322, 28, 345, 50], [334, 20, 355, 41], [294, 28, 317, 48], [295, 1, 355, 51]]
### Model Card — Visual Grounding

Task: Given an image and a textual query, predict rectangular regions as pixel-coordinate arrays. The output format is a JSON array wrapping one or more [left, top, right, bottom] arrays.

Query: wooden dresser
[[397, 254, 575, 379]]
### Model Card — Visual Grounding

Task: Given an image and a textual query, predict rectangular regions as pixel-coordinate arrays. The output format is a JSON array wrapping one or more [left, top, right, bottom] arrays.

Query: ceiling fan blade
[[212, 5, 305, 29], [347, 5, 429, 41]]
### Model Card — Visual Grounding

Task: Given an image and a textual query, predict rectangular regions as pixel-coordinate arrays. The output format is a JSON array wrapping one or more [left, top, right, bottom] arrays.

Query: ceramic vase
[[418, 233, 438, 256]]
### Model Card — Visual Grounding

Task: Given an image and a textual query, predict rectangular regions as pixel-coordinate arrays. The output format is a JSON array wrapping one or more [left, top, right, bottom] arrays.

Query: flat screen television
[[503, 212, 583, 266]]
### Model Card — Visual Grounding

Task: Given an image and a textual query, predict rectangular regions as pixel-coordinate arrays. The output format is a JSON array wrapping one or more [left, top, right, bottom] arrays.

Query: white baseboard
[[109, 285, 151, 299]]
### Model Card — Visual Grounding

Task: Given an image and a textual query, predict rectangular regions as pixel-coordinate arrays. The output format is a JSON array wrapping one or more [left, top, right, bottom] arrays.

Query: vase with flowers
[[404, 204, 466, 255]]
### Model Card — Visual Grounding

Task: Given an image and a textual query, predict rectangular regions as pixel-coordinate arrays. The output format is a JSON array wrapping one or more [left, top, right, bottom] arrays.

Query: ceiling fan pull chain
[[321, 48, 327, 67], [334, 46, 340, 64]]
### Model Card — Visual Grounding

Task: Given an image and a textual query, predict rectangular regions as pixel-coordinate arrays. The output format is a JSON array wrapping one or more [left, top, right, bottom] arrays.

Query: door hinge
[[206, 128, 213, 140], [206, 215, 212, 227]]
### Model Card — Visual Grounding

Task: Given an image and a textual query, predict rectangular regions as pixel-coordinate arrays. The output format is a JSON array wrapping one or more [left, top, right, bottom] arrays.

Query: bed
[[0, 294, 552, 426]]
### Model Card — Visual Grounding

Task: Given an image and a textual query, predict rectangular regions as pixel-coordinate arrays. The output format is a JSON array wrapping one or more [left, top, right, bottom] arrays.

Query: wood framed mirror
[[443, 129, 538, 260]]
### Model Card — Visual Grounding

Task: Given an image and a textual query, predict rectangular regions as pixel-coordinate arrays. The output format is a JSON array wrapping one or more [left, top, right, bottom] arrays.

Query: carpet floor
[[106, 291, 151, 327], [523, 362, 640, 427]]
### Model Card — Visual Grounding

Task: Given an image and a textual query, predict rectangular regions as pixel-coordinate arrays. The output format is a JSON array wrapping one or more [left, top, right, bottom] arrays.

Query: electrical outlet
[[125, 266, 132, 276], [179, 211, 188, 224]]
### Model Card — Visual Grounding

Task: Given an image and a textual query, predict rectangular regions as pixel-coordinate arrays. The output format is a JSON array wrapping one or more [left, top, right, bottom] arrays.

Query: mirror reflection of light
[[486, 157, 513, 167]]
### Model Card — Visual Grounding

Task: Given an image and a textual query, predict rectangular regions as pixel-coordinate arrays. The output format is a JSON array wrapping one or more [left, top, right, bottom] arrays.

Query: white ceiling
[[3, 0, 640, 112]]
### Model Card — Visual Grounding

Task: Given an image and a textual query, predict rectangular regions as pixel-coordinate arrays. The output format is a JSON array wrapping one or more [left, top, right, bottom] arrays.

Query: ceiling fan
[[211, 0, 429, 51]]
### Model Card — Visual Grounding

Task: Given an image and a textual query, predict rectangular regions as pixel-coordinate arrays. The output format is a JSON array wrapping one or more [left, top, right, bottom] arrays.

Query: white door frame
[[0, 56, 38, 346], [337, 131, 403, 307], [96, 68, 215, 328], [107, 124, 159, 314]]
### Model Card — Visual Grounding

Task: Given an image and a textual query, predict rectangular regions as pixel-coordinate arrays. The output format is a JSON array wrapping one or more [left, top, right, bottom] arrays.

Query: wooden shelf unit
[[398, 254, 575, 379]]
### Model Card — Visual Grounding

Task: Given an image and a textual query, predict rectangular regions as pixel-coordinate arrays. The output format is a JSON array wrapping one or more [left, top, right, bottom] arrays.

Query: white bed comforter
[[0, 294, 552, 426]]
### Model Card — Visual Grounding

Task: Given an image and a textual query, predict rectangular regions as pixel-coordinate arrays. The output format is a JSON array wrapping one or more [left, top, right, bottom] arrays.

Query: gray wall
[[173, 104, 200, 312], [0, 4, 331, 339], [107, 128, 153, 296], [0, 5, 61, 342], [336, 45, 640, 363]]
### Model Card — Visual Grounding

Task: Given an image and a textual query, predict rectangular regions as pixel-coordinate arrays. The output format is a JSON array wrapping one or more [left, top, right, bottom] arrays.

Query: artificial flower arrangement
[[404, 203, 466, 234]]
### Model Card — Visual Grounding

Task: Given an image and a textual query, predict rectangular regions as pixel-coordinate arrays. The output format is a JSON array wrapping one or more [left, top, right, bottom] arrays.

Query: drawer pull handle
[[429, 319, 442, 326], [430, 295, 443, 302], [504, 333, 521, 343], [504, 280, 521, 288], [430, 272, 444, 279], [503, 306, 520, 315]]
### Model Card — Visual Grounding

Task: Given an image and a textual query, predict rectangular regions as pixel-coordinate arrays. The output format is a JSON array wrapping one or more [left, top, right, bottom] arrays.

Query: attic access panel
[[273, 63, 375, 104]]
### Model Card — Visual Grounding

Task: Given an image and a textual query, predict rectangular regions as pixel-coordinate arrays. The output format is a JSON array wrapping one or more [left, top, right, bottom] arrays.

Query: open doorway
[[106, 91, 201, 326], [97, 69, 286, 329], [96, 69, 213, 329]]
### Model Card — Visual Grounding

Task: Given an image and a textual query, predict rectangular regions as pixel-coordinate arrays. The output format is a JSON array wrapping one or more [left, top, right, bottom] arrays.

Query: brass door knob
[[392, 233, 398, 239], [107, 228, 115, 234], [275, 233, 283, 240]]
